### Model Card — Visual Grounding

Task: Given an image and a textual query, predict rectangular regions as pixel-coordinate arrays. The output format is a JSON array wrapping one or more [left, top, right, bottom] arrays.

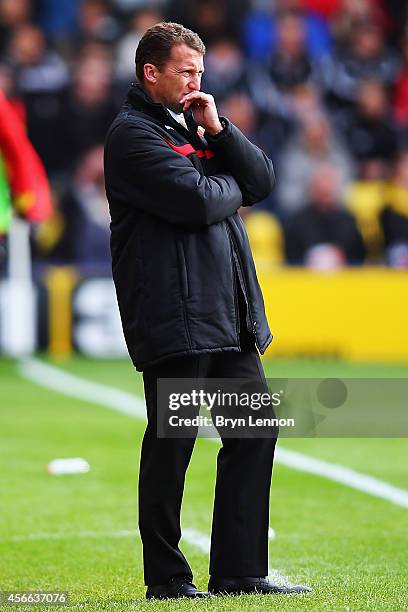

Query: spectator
[[6, 24, 69, 94], [266, 11, 314, 92], [285, 164, 366, 267], [115, 8, 162, 83], [331, 0, 391, 51], [168, 0, 249, 44], [290, 82, 323, 119], [247, 10, 326, 118], [243, 0, 332, 61], [277, 111, 354, 215], [36, 0, 82, 45], [77, 0, 120, 44], [380, 152, 408, 268], [385, 0, 408, 48], [63, 44, 118, 169], [201, 38, 252, 102], [44, 146, 110, 263], [219, 92, 258, 138], [5, 24, 69, 175], [346, 159, 387, 259], [324, 21, 400, 105], [337, 79, 399, 164], [0, 0, 31, 56], [219, 92, 280, 211]]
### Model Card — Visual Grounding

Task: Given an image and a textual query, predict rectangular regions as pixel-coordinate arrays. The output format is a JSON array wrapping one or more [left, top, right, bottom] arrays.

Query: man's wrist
[[205, 120, 224, 136]]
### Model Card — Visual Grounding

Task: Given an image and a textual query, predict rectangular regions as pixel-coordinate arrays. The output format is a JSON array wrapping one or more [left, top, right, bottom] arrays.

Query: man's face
[[147, 44, 204, 113]]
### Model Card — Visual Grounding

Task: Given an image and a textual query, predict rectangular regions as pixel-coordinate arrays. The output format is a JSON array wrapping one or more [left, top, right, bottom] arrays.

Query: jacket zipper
[[226, 223, 259, 349], [176, 240, 192, 349], [229, 242, 241, 345], [176, 240, 189, 299]]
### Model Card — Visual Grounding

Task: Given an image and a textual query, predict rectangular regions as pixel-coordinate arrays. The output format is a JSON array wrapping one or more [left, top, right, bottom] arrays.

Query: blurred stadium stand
[[1, 0, 408, 359]]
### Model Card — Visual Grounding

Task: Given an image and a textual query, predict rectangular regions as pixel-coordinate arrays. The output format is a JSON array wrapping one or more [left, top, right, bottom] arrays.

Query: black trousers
[[139, 347, 277, 586]]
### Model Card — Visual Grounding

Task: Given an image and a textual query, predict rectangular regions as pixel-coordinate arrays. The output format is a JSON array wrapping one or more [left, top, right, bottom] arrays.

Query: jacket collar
[[126, 82, 195, 134], [127, 82, 167, 119]]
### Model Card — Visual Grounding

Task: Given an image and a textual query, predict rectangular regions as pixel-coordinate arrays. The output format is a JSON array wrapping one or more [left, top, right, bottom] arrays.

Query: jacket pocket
[[176, 240, 189, 299]]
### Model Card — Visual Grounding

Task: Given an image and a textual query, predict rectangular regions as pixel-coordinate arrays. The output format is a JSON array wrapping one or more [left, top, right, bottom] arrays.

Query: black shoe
[[208, 576, 311, 595], [146, 576, 212, 599]]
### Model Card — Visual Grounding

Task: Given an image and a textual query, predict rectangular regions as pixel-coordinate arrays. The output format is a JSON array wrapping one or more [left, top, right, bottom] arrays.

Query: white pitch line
[[182, 528, 211, 554], [275, 447, 408, 508], [4, 529, 140, 543], [4, 527, 207, 547], [19, 359, 145, 419], [4, 526, 289, 585], [4, 528, 211, 547], [18, 358, 408, 510]]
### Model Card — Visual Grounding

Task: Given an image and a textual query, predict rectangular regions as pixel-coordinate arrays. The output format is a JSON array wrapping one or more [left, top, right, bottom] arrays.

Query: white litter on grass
[[47, 458, 90, 476], [268, 527, 276, 540]]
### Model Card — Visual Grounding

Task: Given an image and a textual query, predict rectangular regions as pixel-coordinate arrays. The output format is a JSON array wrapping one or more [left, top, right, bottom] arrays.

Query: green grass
[[1, 357, 408, 610]]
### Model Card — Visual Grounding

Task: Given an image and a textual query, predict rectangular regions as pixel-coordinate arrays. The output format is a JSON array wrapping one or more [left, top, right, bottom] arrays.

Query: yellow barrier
[[44, 266, 78, 359], [258, 267, 408, 362]]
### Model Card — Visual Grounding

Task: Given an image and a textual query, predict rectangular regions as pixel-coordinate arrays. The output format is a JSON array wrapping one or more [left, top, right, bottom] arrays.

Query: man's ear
[[144, 64, 158, 84]]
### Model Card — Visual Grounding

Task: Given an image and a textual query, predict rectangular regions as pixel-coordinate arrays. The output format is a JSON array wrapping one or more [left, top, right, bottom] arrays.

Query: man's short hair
[[135, 21, 205, 83]]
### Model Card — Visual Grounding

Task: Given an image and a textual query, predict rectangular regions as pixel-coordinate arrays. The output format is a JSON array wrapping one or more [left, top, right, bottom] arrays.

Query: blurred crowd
[[2, 0, 408, 269]]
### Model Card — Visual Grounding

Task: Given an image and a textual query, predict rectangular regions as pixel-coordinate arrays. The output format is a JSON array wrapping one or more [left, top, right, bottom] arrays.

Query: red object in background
[[370, 0, 393, 32], [300, 0, 343, 20], [9, 98, 27, 125], [301, 0, 392, 31], [394, 72, 408, 125], [0, 89, 52, 223]]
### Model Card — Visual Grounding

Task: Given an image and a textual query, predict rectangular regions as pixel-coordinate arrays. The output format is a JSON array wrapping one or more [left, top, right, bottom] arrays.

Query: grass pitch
[[1, 356, 407, 611]]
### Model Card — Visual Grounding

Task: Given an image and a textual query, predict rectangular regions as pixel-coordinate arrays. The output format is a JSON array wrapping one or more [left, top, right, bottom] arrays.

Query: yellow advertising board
[[259, 268, 408, 362]]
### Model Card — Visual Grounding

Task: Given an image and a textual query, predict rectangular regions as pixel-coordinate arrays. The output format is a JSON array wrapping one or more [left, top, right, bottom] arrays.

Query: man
[[285, 164, 365, 267], [104, 22, 310, 599]]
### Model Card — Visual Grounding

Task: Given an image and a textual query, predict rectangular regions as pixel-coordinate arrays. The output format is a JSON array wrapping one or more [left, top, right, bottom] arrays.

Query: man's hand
[[180, 91, 223, 136]]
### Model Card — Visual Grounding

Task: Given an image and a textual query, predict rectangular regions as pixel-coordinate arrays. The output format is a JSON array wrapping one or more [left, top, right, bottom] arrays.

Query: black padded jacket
[[104, 83, 275, 371]]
